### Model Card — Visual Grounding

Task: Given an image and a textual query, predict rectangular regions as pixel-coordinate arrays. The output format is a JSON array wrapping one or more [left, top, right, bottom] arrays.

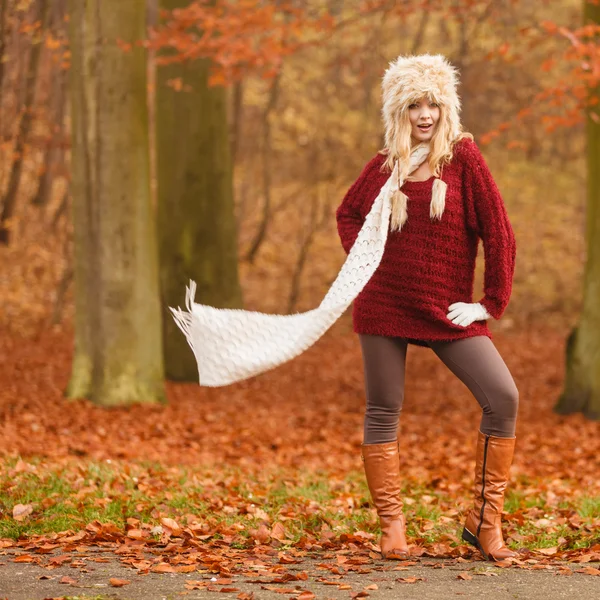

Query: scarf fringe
[[169, 280, 197, 353]]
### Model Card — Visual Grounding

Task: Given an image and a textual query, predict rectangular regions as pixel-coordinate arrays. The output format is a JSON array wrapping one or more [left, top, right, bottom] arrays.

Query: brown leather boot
[[361, 441, 409, 560], [462, 431, 517, 561]]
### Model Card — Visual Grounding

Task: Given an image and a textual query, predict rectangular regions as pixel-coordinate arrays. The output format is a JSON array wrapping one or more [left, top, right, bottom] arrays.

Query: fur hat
[[381, 54, 462, 150]]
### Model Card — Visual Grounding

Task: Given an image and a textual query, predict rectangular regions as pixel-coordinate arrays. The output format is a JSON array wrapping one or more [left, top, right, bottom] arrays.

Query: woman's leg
[[359, 334, 408, 444], [428, 335, 519, 561], [427, 336, 518, 437], [358, 334, 409, 559]]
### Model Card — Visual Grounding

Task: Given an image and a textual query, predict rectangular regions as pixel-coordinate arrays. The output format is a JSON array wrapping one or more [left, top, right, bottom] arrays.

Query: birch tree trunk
[[66, 0, 164, 405], [554, 1, 600, 420], [156, 0, 242, 381]]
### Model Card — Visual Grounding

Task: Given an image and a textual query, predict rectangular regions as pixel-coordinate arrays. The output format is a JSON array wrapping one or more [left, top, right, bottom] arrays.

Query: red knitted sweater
[[335, 138, 516, 346]]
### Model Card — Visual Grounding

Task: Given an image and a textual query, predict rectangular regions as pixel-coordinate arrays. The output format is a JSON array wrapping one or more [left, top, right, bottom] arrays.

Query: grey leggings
[[359, 334, 519, 443]]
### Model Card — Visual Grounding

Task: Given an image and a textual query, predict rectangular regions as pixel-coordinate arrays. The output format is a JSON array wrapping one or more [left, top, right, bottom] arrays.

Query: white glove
[[446, 302, 491, 327]]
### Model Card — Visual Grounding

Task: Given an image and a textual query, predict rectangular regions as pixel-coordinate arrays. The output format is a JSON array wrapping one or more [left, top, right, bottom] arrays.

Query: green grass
[[578, 496, 600, 519], [1, 458, 598, 552]]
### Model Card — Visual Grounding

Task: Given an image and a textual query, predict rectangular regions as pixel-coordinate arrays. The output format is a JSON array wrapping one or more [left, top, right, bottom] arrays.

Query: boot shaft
[[471, 432, 516, 532], [361, 441, 404, 522]]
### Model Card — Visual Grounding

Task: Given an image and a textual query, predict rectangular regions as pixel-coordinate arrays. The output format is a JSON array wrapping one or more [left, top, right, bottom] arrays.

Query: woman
[[335, 54, 518, 562]]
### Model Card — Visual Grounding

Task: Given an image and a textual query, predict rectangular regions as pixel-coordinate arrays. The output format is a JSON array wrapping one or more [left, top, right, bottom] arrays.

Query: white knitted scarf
[[171, 142, 445, 386]]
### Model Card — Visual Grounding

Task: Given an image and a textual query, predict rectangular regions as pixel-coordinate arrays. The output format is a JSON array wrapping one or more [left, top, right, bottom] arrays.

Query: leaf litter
[[0, 324, 599, 594]]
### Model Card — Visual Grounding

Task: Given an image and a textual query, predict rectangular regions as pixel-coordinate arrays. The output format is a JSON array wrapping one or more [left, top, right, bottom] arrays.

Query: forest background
[[0, 0, 589, 334], [0, 0, 599, 595]]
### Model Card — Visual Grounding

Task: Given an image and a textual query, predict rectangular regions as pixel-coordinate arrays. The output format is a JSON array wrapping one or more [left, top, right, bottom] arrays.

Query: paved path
[[1, 549, 598, 600]]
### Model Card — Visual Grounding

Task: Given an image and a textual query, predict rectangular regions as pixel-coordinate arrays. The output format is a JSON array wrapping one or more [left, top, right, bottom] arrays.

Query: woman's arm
[[335, 156, 383, 254], [462, 140, 517, 320]]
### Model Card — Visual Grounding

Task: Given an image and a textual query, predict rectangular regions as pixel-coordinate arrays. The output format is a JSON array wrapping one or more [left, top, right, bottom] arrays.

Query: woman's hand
[[446, 302, 491, 327]]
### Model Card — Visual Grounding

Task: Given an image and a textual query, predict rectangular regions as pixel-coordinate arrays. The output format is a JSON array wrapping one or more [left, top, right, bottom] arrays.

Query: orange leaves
[[248, 521, 292, 545], [576, 567, 600, 576], [116, 39, 134, 53], [109, 578, 131, 586], [541, 21, 559, 35], [166, 77, 192, 92], [1, 324, 600, 578], [126, 528, 150, 540], [160, 516, 183, 536], [12, 554, 36, 563], [483, 17, 600, 141], [270, 521, 288, 542], [396, 576, 423, 583], [497, 42, 510, 57], [12, 503, 33, 521], [537, 547, 558, 556], [151, 562, 177, 573], [149, 0, 338, 85]]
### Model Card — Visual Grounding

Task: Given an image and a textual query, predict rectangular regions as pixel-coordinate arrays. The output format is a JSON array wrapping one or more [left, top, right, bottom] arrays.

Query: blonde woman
[[335, 54, 518, 562]]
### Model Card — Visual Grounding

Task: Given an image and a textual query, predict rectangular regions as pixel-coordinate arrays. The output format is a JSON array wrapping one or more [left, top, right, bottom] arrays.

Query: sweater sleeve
[[335, 156, 383, 255], [461, 140, 516, 320]]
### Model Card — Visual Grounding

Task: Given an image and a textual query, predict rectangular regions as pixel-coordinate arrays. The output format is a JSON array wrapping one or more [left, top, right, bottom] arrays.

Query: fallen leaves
[[160, 517, 182, 537], [396, 576, 423, 583], [0, 326, 599, 576], [109, 577, 131, 587], [537, 547, 558, 556], [151, 562, 176, 574], [12, 554, 35, 563], [12, 503, 33, 521], [48, 555, 72, 567]]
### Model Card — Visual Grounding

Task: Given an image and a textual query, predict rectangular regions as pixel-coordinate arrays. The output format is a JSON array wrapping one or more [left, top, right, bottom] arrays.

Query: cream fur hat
[[382, 53, 462, 150]]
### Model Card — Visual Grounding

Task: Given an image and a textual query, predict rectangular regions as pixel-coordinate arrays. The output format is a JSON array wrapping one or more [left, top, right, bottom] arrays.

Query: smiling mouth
[[418, 124, 433, 131]]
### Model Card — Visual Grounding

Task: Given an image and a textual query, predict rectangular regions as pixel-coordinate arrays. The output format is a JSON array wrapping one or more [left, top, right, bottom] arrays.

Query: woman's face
[[408, 97, 440, 143]]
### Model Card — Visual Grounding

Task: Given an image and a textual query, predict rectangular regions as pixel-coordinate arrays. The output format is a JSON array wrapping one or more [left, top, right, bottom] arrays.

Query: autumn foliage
[[1, 322, 599, 566], [1, 2, 600, 591]]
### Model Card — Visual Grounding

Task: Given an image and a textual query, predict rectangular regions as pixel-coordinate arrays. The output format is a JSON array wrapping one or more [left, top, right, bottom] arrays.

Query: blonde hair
[[379, 99, 473, 232]]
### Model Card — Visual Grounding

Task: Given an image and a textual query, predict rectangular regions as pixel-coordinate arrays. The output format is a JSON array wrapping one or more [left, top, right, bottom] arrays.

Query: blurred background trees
[[0, 0, 598, 416]]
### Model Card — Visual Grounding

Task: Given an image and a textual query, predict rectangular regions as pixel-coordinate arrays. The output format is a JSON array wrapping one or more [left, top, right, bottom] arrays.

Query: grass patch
[[578, 496, 600, 519], [0, 458, 598, 552]]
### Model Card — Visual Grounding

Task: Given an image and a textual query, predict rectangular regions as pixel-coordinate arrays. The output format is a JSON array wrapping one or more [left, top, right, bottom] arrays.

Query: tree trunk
[[229, 80, 243, 166], [0, 0, 48, 244], [156, 0, 243, 381], [244, 72, 280, 264], [554, 1, 600, 420], [0, 0, 9, 124], [32, 71, 67, 209], [66, 0, 165, 405], [32, 1, 67, 208]]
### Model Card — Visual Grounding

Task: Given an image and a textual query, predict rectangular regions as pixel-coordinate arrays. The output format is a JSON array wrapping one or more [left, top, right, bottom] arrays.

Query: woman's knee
[[495, 381, 519, 419], [366, 389, 404, 417]]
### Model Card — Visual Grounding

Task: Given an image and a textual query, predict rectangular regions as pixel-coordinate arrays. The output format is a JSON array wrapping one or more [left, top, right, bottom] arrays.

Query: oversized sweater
[[335, 138, 516, 346]]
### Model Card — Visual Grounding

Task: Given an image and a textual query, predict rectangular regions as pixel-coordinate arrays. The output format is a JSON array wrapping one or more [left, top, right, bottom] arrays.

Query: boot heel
[[462, 527, 489, 560], [461, 527, 477, 546]]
